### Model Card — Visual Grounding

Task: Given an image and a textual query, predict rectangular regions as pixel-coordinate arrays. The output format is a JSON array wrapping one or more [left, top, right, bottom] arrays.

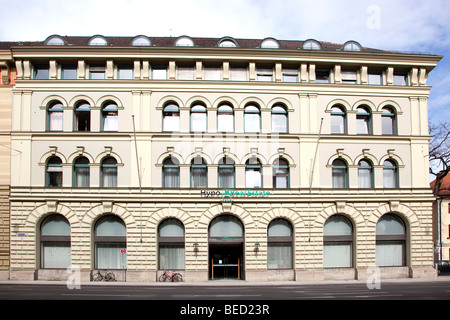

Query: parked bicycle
[[93, 269, 116, 282], [159, 270, 183, 282]]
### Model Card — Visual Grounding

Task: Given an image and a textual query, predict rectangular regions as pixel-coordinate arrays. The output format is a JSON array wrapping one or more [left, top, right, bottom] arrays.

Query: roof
[[431, 173, 450, 196], [0, 35, 390, 53]]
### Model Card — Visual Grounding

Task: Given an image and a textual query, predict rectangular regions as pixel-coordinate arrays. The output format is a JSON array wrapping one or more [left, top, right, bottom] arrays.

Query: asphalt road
[[0, 278, 449, 300]]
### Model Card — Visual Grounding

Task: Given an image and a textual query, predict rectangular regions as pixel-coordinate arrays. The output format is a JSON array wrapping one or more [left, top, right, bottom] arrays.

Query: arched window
[[45, 35, 65, 46], [244, 104, 261, 133], [94, 215, 126, 269], [218, 38, 238, 47], [163, 103, 180, 132], [74, 101, 91, 132], [332, 159, 348, 189], [273, 158, 289, 188], [217, 104, 234, 132], [163, 157, 180, 188], [260, 38, 280, 49], [40, 214, 70, 268], [88, 36, 108, 46], [376, 214, 406, 266], [342, 41, 362, 52], [218, 157, 235, 188], [245, 157, 262, 188], [46, 156, 63, 187], [47, 101, 63, 131], [358, 159, 373, 188], [73, 157, 90, 188], [302, 39, 321, 50], [271, 104, 288, 133], [267, 219, 293, 269], [101, 157, 117, 188], [101, 102, 118, 132], [383, 160, 398, 188], [209, 215, 243, 238], [175, 36, 194, 47], [382, 107, 397, 135], [356, 106, 372, 134], [331, 105, 346, 134], [323, 215, 353, 268], [131, 35, 151, 46], [190, 103, 207, 132], [158, 219, 185, 270], [191, 157, 207, 188]]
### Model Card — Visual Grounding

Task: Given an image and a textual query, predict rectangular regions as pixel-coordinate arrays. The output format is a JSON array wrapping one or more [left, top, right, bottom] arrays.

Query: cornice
[[10, 46, 442, 69]]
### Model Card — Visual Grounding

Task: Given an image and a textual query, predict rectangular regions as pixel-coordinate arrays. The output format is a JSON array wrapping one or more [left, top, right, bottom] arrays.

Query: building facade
[[432, 174, 450, 261], [5, 35, 441, 281], [0, 48, 13, 279]]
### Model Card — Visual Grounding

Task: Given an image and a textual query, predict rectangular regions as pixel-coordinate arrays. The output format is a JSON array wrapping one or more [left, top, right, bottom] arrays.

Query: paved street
[[0, 277, 449, 300]]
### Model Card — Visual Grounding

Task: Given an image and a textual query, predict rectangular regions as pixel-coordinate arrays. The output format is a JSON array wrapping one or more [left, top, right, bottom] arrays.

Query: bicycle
[[159, 270, 183, 282], [92, 269, 116, 282]]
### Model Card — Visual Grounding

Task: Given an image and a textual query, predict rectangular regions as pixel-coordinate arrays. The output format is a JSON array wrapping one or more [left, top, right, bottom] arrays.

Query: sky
[[0, 0, 449, 125]]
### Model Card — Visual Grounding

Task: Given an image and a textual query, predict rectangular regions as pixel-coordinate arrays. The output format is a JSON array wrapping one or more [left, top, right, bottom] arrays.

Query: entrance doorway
[[209, 243, 243, 280], [208, 215, 244, 280]]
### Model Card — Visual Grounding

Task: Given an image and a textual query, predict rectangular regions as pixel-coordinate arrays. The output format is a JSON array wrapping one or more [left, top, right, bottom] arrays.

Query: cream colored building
[[5, 35, 441, 282], [0, 48, 13, 279]]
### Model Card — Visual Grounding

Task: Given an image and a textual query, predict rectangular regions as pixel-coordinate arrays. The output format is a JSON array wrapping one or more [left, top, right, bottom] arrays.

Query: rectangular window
[[89, 66, 105, 79], [268, 243, 292, 269], [96, 243, 127, 269], [34, 65, 49, 79], [341, 70, 357, 84], [152, 65, 168, 80], [61, 65, 77, 79], [204, 66, 222, 80], [282, 68, 298, 82], [315, 69, 330, 83], [230, 66, 247, 81], [159, 244, 185, 269], [218, 166, 235, 188], [368, 71, 382, 85], [323, 242, 352, 268], [118, 65, 133, 79], [41, 242, 71, 268], [256, 67, 273, 82], [177, 65, 195, 80], [394, 72, 408, 86]]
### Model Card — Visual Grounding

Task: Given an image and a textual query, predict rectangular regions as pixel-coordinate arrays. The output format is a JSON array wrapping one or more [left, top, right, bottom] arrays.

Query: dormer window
[[44, 35, 65, 46], [88, 35, 108, 46], [342, 41, 362, 52], [218, 37, 238, 47], [302, 39, 321, 50], [260, 38, 280, 49], [131, 35, 151, 46], [175, 36, 194, 47]]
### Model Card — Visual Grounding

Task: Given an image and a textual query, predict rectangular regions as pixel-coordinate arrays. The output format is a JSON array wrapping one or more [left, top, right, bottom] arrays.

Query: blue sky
[[0, 0, 448, 125]]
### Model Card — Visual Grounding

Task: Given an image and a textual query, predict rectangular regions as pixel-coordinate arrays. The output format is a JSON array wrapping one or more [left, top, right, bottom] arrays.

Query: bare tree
[[429, 121, 450, 195]]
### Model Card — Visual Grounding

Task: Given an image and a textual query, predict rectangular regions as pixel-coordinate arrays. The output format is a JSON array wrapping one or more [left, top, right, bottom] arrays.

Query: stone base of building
[[7, 266, 438, 282]]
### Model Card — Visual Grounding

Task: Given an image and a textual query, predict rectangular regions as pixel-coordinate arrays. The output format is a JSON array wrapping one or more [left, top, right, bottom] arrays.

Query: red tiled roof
[[431, 173, 450, 196], [0, 35, 390, 53]]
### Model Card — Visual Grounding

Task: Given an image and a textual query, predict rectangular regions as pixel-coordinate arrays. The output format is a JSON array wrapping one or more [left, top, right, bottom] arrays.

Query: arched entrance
[[208, 215, 244, 280]]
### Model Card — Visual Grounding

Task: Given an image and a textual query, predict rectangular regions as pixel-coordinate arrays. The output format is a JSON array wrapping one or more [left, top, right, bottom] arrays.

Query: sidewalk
[[1, 276, 450, 287]]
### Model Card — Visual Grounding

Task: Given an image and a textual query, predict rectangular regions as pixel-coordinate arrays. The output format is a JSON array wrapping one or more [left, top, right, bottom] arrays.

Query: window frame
[[47, 101, 63, 132], [162, 157, 180, 188], [272, 158, 289, 189], [73, 156, 90, 188], [217, 104, 234, 133], [356, 106, 372, 135], [101, 157, 118, 188], [245, 157, 262, 189], [323, 215, 354, 268], [190, 157, 207, 188], [358, 159, 374, 188], [244, 104, 261, 133], [40, 214, 71, 269], [332, 159, 348, 189], [158, 218, 185, 270], [94, 215, 126, 270], [267, 218, 293, 269], [218, 157, 235, 189], [330, 105, 347, 134]]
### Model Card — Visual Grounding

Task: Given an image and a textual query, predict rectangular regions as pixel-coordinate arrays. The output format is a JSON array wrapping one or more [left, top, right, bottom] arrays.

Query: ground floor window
[[267, 219, 293, 269], [323, 215, 353, 268], [40, 214, 71, 269], [94, 215, 126, 269], [376, 213, 406, 266], [159, 219, 185, 270]]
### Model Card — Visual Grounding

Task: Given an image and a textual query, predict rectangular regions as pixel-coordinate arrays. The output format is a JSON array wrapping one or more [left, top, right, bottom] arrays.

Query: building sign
[[201, 189, 270, 200]]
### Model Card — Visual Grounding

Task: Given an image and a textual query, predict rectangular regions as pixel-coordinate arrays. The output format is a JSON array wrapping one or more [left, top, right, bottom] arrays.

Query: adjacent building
[[3, 35, 442, 282], [432, 174, 450, 261]]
